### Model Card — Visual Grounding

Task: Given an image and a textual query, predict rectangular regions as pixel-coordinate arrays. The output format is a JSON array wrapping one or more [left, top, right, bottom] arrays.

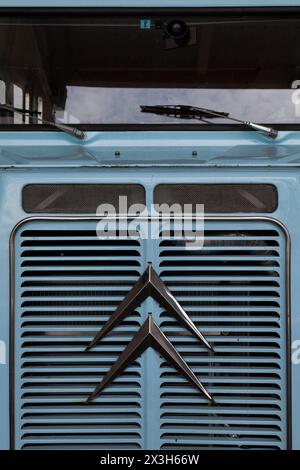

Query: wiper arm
[[0, 103, 86, 141], [140, 104, 278, 140]]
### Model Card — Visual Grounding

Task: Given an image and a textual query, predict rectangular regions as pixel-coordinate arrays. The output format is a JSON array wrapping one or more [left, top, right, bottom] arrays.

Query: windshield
[[1, 12, 300, 128]]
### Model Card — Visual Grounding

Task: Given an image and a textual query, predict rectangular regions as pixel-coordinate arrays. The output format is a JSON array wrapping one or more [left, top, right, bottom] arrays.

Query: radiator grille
[[13, 219, 288, 450], [158, 221, 288, 450], [14, 222, 144, 450]]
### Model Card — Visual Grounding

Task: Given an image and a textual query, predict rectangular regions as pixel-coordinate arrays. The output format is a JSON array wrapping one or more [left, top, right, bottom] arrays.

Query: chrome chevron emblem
[[86, 264, 213, 351], [86, 264, 214, 402], [86, 314, 213, 403]]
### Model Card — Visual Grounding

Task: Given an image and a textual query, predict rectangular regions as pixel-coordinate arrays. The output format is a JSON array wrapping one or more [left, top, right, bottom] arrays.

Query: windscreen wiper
[[140, 104, 278, 140], [0, 103, 86, 141]]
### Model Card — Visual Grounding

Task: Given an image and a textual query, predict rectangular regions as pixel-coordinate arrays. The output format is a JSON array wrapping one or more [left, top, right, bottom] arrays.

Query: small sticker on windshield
[[140, 19, 152, 30]]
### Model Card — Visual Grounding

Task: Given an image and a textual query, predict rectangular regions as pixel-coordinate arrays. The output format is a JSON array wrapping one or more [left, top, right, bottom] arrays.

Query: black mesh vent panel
[[154, 184, 277, 213], [23, 184, 146, 214]]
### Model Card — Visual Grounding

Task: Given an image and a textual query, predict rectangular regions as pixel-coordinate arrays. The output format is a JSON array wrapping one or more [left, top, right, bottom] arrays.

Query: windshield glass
[[1, 12, 300, 128]]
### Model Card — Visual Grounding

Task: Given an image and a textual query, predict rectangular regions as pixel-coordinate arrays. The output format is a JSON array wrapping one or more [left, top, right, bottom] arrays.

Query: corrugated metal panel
[[13, 219, 288, 450]]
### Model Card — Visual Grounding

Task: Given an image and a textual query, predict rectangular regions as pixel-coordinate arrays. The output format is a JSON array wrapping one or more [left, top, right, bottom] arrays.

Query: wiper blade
[[141, 104, 230, 120], [0, 103, 86, 141], [140, 104, 278, 140]]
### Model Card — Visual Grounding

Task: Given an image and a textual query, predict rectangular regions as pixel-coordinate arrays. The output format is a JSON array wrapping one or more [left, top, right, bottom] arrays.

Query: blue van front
[[0, 1, 300, 451]]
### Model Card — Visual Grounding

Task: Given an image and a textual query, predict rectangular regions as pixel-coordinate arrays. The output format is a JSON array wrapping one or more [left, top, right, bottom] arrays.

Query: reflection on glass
[[65, 87, 297, 124], [0, 80, 5, 103], [13, 84, 23, 124], [0, 14, 299, 126]]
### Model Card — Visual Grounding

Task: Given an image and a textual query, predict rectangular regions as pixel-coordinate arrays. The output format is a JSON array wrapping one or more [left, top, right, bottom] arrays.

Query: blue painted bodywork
[[1, 1, 300, 8], [0, 0, 300, 451]]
